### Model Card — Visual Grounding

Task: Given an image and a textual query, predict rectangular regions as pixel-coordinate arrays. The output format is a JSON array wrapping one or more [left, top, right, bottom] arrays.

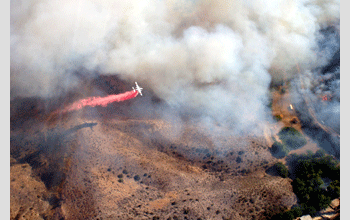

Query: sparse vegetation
[[270, 141, 289, 158], [122, 169, 128, 174], [117, 174, 123, 178], [278, 127, 307, 150]]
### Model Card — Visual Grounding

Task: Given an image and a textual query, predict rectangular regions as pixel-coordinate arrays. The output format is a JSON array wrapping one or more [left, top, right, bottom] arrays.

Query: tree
[[278, 127, 307, 149], [290, 153, 339, 215], [290, 206, 303, 217], [270, 152, 340, 219], [270, 141, 290, 158], [327, 180, 340, 198], [317, 194, 332, 210], [274, 162, 288, 178]]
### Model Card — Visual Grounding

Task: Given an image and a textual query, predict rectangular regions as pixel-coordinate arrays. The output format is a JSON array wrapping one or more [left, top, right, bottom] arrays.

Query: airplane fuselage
[[132, 82, 143, 96]]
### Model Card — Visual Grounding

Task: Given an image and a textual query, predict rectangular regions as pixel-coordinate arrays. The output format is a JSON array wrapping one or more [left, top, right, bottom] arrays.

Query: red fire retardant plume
[[61, 90, 138, 113]]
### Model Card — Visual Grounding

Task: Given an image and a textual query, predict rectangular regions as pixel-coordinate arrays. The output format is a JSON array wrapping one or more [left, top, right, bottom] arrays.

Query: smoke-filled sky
[[11, 0, 340, 135]]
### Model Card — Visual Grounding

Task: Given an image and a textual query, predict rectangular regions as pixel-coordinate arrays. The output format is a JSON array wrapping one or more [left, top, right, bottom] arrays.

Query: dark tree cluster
[[269, 150, 340, 219], [273, 162, 289, 178]]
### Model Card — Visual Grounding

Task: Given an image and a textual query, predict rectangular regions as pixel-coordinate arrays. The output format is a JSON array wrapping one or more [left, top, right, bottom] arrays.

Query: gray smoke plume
[[11, 0, 340, 135]]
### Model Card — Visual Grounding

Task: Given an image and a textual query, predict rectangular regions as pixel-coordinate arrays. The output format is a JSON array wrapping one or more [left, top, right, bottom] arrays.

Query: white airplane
[[132, 82, 143, 96]]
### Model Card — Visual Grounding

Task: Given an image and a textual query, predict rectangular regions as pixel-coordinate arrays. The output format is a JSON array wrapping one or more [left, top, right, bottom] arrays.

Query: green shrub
[[278, 127, 307, 149], [274, 115, 283, 121], [274, 162, 288, 178], [134, 175, 140, 181], [270, 142, 290, 158]]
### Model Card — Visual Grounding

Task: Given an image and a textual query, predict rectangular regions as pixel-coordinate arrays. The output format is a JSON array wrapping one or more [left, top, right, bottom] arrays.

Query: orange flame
[[322, 95, 329, 101]]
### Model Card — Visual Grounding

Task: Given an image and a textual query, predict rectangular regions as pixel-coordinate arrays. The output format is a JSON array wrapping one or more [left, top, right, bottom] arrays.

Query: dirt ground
[[11, 78, 335, 220], [270, 86, 321, 160], [10, 105, 301, 220]]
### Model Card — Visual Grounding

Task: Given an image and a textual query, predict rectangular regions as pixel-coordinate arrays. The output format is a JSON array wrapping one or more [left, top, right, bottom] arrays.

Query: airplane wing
[[133, 82, 143, 96]]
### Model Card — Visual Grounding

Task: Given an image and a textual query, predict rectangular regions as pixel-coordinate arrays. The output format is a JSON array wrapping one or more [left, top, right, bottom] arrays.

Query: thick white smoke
[[11, 0, 340, 134]]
